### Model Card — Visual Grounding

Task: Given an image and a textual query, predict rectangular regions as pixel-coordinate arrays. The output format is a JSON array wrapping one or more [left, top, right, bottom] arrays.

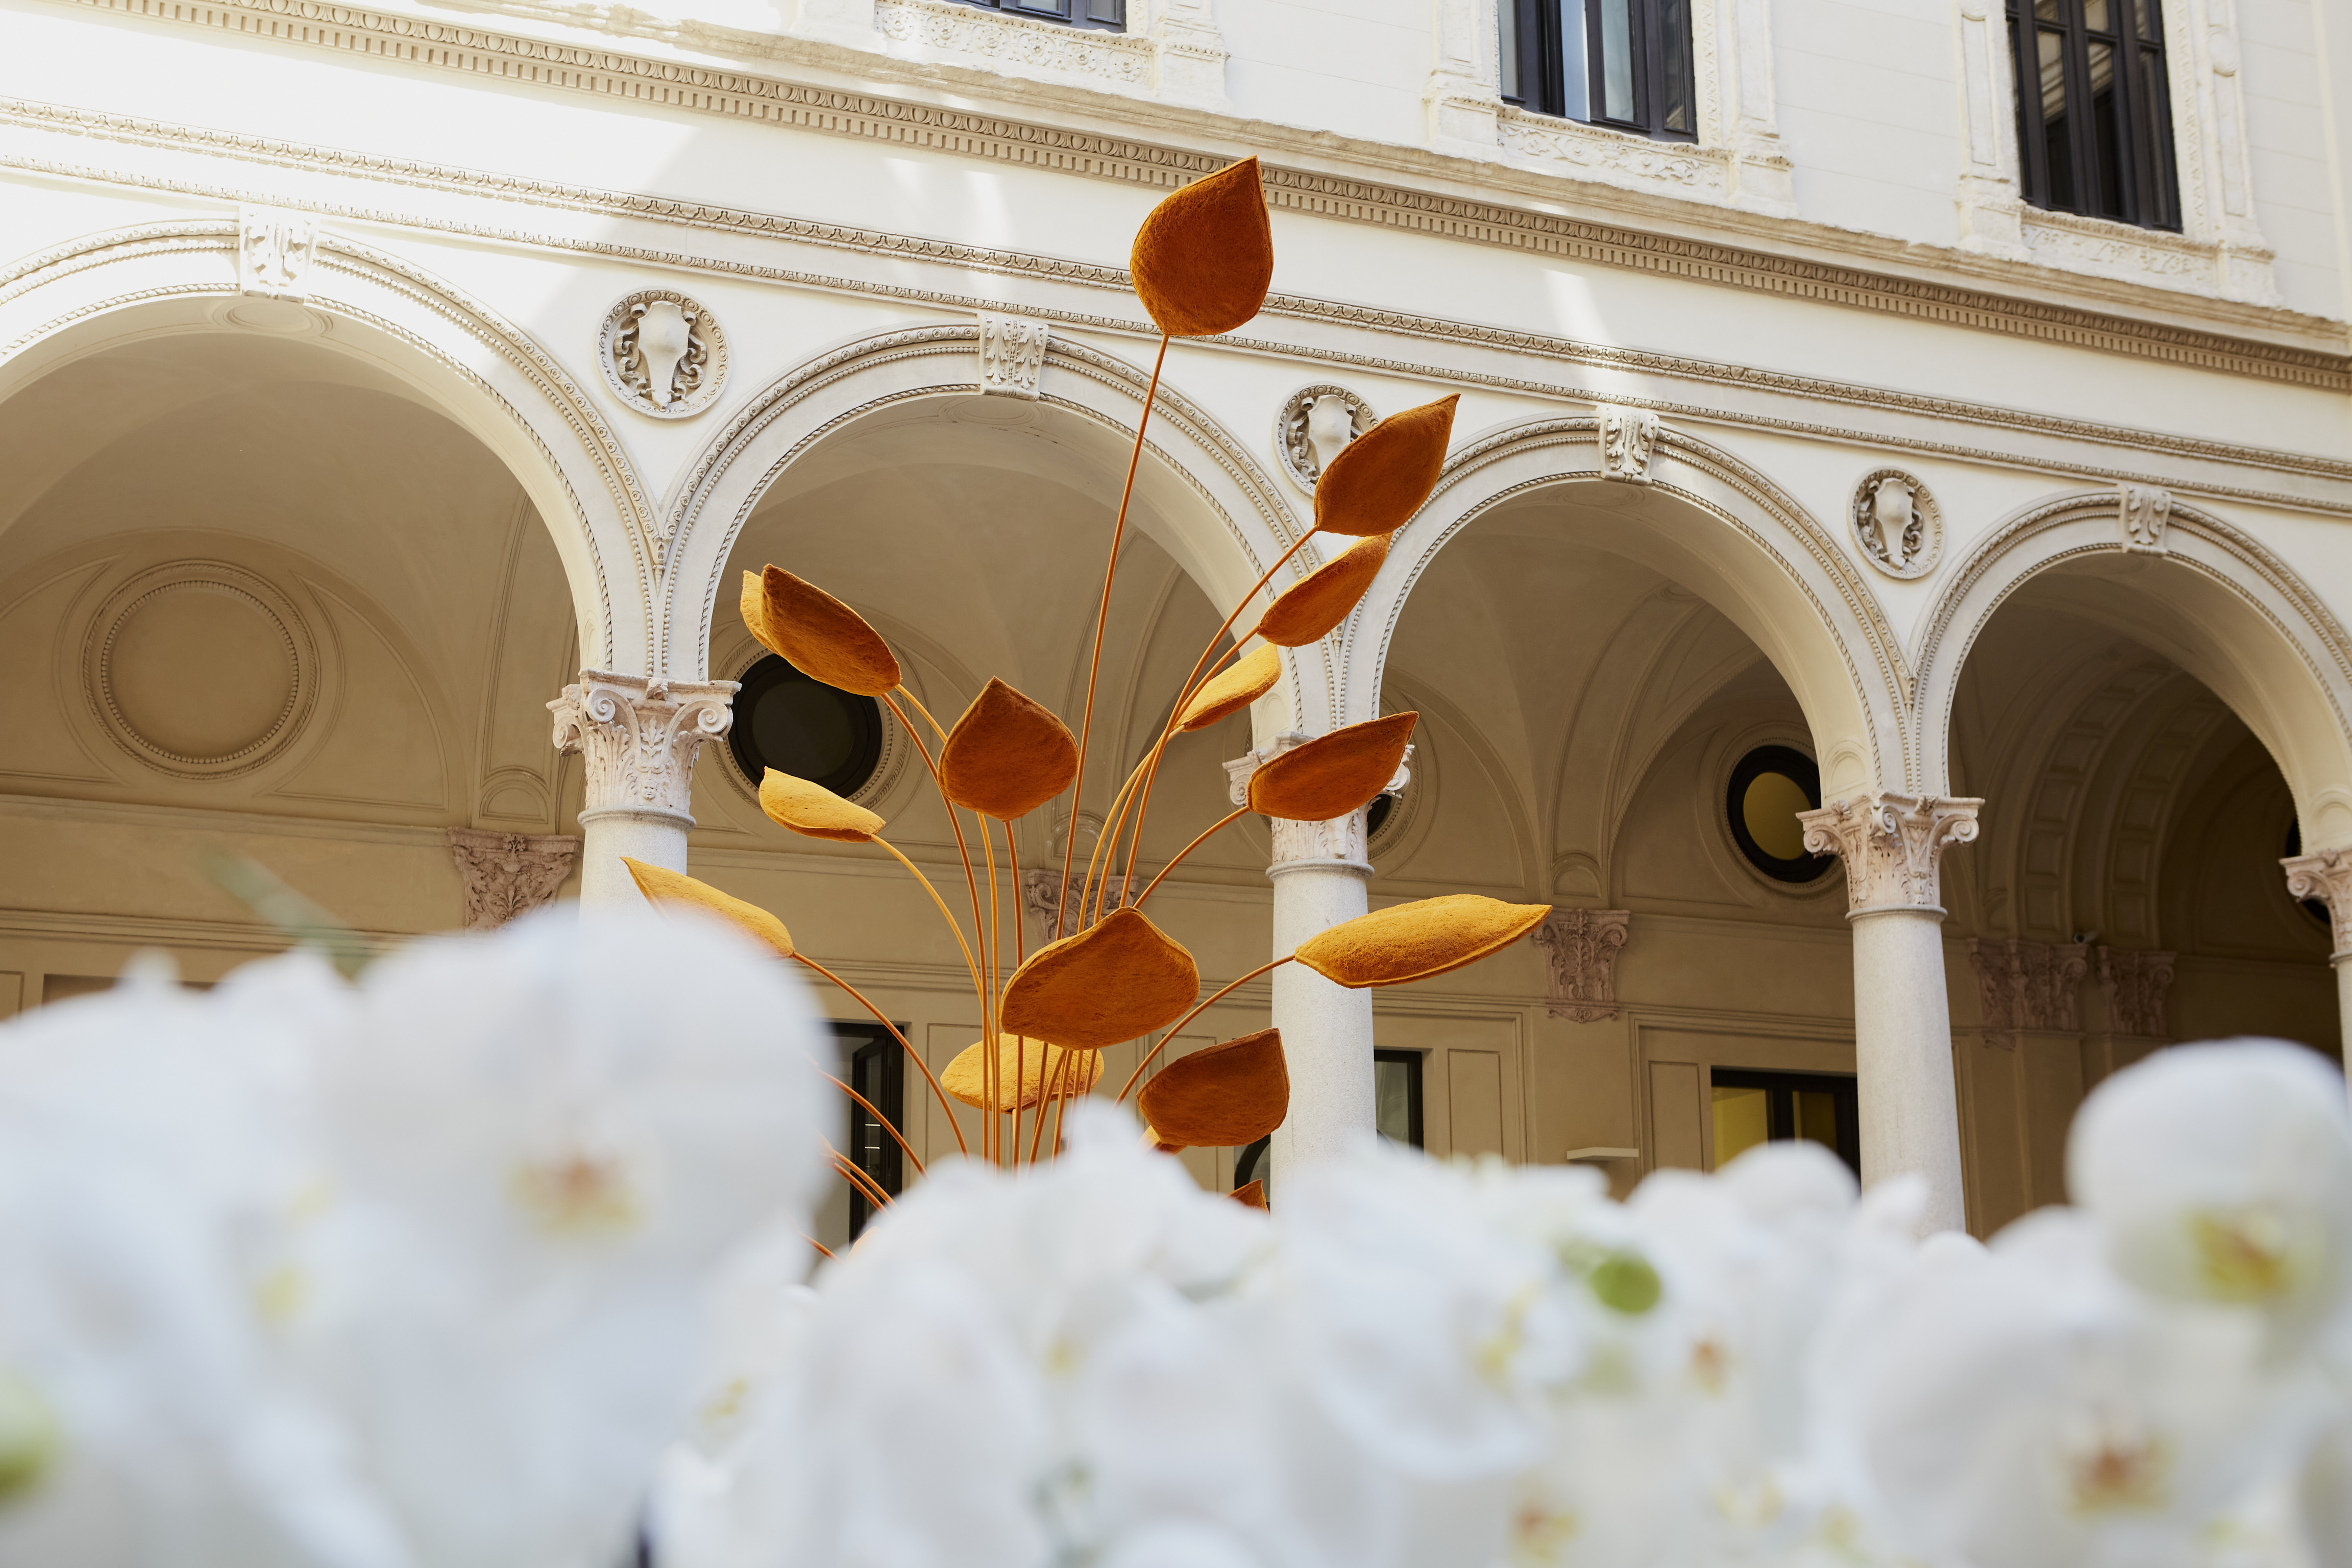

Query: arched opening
[[0, 324, 589, 999]]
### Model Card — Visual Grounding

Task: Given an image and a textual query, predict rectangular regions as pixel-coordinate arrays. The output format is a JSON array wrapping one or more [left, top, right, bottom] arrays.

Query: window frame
[[2005, 0, 2180, 231], [1709, 1067, 1860, 1177], [727, 652, 886, 803], [951, 0, 1125, 31], [1501, 0, 1699, 144]]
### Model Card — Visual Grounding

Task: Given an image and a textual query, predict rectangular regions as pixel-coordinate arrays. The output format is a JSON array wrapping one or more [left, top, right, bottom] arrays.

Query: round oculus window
[[1728, 745, 1834, 885], [729, 654, 884, 799]]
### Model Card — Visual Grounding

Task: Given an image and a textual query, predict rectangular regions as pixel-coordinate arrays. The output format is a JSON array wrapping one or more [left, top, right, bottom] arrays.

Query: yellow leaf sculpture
[[622, 857, 795, 959], [999, 905, 1200, 1051], [942, 1036, 1103, 1112], [760, 769, 885, 843], [743, 567, 901, 696], [1129, 158, 1274, 339], [1246, 712, 1418, 822], [939, 678, 1081, 821], [1293, 894, 1552, 988], [1175, 644, 1284, 732], [1312, 396, 1459, 537], [1136, 1027, 1289, 1149], [1254, 534, 1390, 648]]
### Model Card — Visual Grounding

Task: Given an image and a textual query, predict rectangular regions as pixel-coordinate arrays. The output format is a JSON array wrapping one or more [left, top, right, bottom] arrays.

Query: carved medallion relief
[[82, 562, 318, 777], [1848, 469, 1943, 579], [598, 290, 727, 418], [1275, 385, 1376, 493]]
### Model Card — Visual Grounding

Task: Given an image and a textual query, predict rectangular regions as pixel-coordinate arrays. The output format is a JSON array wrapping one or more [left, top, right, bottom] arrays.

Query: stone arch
[[0, 218, 649, 671], [1345, 415, 1909, 796], [658, 324, 1325, 720], [1917, 490, 2352, 850]]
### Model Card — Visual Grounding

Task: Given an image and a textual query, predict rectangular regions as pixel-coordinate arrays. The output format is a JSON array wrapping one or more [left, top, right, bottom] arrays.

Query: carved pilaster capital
[[1965, 937, 2089, 1047], [1531, 909, 1631, 1022], [1799, 793, 1982, 917], [1020, 869, 1134, 944], [1226, 731, 1412, 875], [2283, 849, 2352, 961], [549, 670, 736, 826], [2094, 946, 2177, 1039], [447, 827, 581, 931]]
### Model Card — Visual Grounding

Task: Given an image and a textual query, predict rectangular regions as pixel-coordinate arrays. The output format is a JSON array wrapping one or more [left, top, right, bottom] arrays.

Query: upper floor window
[[2006, 0, 2179, 229], [1500, 0, 1697, 142], [953, 0, 1124, 29]]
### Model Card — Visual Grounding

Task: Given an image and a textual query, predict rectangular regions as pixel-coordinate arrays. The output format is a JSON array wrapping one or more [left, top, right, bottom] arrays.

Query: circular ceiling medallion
[[85, 564, 316, 776], [1849, 468, 1943, 580], [1274, 384, 1377, 494], [598, 289, 728, 419]]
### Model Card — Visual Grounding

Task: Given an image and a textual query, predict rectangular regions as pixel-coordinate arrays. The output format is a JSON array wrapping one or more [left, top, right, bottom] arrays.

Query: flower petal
[[759, 769, 885, 843], [623, 858, 795, 959], [1137, 1028, 1288, 1149], [1129, 158, 1273, 339], [1292, 895, 1551, 988], [1246, 713, 1417, 822], [1175, 644, 1283, 732], [998, 906, 1199, 1051], [742, 567, 901, 696], [939, 679, 1079, 821], [1253, 534, 1390, 648], [1313, 396, 1458, 536]]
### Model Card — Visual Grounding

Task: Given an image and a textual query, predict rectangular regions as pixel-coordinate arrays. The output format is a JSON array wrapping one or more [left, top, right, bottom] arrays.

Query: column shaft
[[1849, 908, 1967, 1232], [1270, 863, 1376, 1173]]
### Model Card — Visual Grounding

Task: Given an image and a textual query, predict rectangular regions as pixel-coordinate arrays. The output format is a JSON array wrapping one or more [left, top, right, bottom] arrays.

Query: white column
[[2282, 850, 2352, 1083], [1226, 736, 1410, 1179], [549, 670, 736, 906], [1800, 792, 1982, 1234]]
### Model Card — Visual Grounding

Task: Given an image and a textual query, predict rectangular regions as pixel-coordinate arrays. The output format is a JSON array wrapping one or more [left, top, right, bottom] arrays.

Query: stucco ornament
[[598, 290, 727, 418], [1275, 384, 1377, 493], [1850, 469, 1943, 578]]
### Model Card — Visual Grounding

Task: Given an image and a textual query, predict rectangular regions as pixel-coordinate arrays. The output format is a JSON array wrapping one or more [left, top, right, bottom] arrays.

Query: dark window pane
[[1597, 0, 1636, 121], [2087, 39, 2124, 217], [1558, 0, 1589, 119], [2034, 0, 2060, 18], [1084, 0, 1121, 20], [2039, 28, 2076, 210], [2081, 0, 2110, 31], [1656, 0, 1695, 133], [1374, 1049, 1424, 1148], [2135, 0, 2160, 42], [2136, 47, 2177, 227], [1499, 0, 1522, 102]]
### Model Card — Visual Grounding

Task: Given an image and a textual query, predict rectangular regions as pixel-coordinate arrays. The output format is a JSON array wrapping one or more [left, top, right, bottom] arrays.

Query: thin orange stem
[[824, 1072, 926, 1178], [897, 685, 950, 744], [1116, 955, 1292, 1101], [1116, 642, 1246, 898], [873, 837, 985, 1004], [1051, 1072, 1073, 1153], [827, 1147, 893, 1212], [794, 953, 967, 1157], [1134, 806, 1246, 909], [1077, 754, 1154, 928], [804, 1234, 836, 1261], [1029, 1044, 1073, 1164], [1059, 331, 1171, 941], [983, 814, 1006, 1167], [1006, 818, 1026, 970]]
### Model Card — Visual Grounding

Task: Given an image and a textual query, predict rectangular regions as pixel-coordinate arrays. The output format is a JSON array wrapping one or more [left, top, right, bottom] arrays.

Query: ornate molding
[[236, 204, 317, 300], [875, 0, 1150, 88], [597, 288, 726, 421], [977, 310, 1048, 398], [1965, 937, 2087, 1047], [1020, 868, 1134, 943], [2119, 483, 2172, 553], [2282, 849, 2352, 961], [549, 670, 736, 825], [1849, 468, 1943, 579], [1531, 909, 1631, 1023], [1274, 384, 1375, 494], [1226, 732, 1412, 874], [1597, 406, 1660, 484], [2094, 945, 2176, 1038], [447, 827, 580, 930], [1799, 793, 1982, 917]]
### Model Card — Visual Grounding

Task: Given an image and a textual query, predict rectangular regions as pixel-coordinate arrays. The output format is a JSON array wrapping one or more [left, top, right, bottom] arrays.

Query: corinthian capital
[[549, 670, 736, 826], [2283, 849, 2352, 960], [1225, 731, 1412, 875], [1799, 793, 1982, 917]]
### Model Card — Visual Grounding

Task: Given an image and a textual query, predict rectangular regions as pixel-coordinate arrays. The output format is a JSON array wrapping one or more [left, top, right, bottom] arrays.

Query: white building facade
[[2, 0, 2348, 1242]]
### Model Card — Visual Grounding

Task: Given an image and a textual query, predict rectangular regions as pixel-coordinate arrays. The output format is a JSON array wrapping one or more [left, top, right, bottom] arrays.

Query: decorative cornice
[[1800, 793, 1981, 917], [5, 95, 2349, 505], [28, 0, 2351, 387]]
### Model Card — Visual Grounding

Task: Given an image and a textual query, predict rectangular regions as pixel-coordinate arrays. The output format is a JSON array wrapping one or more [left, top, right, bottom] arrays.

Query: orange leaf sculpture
[[1293, 894, 1551, 988], [1313, 396, 1459, 537], [1136, 1027, 1289, 1149], [1231, 1180, 1268, 1210], [1246, 712, 1418, 822], [1175, 644, 1284, 732], [1130, 157, 1274, 339], [760, 769, 885, 843], [1254, 534, 1390, 648], [942, 1036, 1103, 1113], [742, 567, 901, 696], [939, 678, 1080, 821], [623, 857, 795, 959], [999, 905, 1199, 1051]]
